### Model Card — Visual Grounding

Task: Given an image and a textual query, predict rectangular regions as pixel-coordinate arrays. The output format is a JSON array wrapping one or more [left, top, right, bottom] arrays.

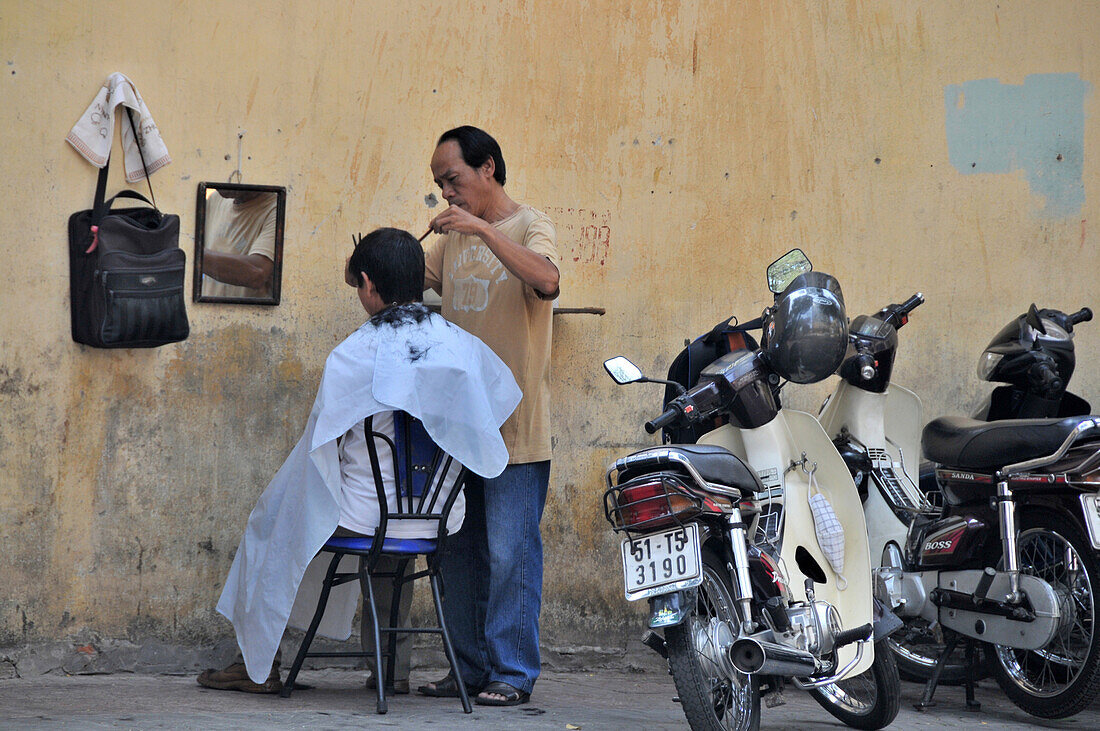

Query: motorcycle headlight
[[976, 351, 1003, 381]]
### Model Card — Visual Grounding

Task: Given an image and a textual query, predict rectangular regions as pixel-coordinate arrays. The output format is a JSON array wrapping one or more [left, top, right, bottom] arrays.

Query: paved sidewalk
[[1, 668, 1098, 729]]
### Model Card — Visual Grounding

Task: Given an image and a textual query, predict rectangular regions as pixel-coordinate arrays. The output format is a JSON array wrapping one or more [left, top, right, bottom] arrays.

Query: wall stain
[[945, 73, 1090, 217]]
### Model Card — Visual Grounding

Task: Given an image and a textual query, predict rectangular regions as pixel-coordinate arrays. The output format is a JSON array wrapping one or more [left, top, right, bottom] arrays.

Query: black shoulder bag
[[67, 108, 189, 348]]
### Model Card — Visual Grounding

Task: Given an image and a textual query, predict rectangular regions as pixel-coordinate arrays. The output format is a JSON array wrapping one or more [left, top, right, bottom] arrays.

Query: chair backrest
[[363, 411, 467, 549]]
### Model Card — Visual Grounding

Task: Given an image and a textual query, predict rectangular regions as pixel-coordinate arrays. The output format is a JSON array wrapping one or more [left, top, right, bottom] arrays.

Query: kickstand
[[914, 632, 959, 711], [963, 639, 981, 711]]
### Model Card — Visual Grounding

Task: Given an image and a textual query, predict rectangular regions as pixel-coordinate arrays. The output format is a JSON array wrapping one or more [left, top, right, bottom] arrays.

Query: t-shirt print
[[449, 244, 510, 313]]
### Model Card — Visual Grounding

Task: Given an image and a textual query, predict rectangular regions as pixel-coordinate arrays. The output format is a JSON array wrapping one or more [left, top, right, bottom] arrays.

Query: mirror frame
[[603, 356, 644, 385], [193, 182, 286, 306], [766, 247, 812, 294]]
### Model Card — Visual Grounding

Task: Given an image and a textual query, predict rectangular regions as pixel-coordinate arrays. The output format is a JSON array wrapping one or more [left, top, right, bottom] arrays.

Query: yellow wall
[[2, 1, 1099, 656]]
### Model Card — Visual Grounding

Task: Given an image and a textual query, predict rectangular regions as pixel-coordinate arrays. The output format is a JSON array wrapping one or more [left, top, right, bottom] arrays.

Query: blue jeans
[[441, 461, 550, 694]]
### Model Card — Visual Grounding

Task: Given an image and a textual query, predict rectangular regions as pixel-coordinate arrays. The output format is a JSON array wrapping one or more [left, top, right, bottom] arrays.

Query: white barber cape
[[216, 307, 522, 683]]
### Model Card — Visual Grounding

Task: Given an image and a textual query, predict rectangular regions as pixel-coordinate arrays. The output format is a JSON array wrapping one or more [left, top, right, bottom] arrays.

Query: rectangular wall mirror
[[193, 182, 286, 305]]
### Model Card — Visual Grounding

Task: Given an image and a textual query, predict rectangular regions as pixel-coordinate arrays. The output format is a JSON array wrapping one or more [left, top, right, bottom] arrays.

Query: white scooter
[[602, 250, 900, 730]]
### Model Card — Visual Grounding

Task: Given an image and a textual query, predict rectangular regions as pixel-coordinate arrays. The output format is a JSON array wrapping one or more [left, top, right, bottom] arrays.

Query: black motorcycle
[[881, 411, 1100, 718], [920, 304, 1094, 499]]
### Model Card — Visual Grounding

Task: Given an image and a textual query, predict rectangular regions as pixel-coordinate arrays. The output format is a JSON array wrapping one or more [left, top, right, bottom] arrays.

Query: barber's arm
[[203, 251, 274, 290], [429, 206, 559, 297]]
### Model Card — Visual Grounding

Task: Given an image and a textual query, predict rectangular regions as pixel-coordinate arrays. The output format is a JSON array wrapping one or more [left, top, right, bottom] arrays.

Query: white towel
[[66, 72, 171, 182]]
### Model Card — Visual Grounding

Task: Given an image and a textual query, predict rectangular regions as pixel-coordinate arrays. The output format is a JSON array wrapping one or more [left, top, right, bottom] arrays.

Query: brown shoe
[[197, 662, 282, 694], [365, 674, 410, 694]]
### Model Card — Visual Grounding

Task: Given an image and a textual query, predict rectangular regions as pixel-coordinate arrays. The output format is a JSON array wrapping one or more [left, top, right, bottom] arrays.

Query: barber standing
[[417, 126, 559, 707]]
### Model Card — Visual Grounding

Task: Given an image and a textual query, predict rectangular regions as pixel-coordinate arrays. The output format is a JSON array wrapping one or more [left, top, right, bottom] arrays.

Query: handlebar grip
[[1071, 307, 1093, 325], [880, 292, 924, 330], [1031, 362, 1064, 395], [645, 407, 680, 435], [898, 292, 924, 316]]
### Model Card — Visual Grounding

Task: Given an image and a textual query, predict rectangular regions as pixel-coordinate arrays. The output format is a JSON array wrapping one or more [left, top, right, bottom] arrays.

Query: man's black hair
[[437, 125, 507, 186], [349, 227, 424, 305]]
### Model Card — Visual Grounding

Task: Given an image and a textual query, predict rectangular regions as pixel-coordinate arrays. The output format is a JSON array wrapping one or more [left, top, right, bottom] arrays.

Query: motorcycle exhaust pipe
[[729, 636, 820, 676]]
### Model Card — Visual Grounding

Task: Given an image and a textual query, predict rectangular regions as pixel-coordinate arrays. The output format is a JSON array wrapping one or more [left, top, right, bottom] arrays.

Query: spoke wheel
[[990, 513, 1100, 719], [809, 640, 900, 730], [666, 548, 759, 731]]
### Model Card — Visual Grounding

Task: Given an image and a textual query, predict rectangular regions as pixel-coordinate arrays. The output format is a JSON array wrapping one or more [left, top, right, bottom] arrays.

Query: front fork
[[645, 510, 757, 632], [727, 508, 757, 634], [997, 479, 1024, 602]]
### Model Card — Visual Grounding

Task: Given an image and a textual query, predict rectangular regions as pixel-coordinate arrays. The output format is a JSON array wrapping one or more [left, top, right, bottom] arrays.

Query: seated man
[[197, 227, 521, 693]]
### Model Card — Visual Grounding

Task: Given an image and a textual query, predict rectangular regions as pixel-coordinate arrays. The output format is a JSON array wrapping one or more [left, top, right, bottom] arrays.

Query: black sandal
[[417, 673, 476, 698], [475, 680, 530, 706]]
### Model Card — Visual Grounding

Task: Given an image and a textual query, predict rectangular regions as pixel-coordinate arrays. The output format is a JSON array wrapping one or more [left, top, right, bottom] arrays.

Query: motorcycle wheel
[[988, 513, 1100, 719], [666, 548, 760, 731], [808, 640, 900, 730]]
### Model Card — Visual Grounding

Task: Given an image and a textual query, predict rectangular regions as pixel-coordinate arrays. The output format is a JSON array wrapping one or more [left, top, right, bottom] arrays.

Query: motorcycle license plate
[[1081, 494, 1100, 549], [621, 524, 703, 601]]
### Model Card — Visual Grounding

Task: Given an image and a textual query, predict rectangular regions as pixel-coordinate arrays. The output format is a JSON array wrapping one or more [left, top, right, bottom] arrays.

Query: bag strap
[[87, 107, 159, 252], [107, 190, 154, 208], [91, 108, 157, 223], [807, 466, 820, 500], [124, 106, 158, 210]]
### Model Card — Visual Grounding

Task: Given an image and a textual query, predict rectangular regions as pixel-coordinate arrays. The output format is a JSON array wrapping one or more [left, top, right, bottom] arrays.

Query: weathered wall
[[2, 1, 1099, 672]]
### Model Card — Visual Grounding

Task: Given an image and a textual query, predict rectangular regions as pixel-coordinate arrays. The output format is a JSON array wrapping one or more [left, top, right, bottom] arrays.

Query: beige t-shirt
[[424, 205, 559, 464], [201, 192, 278, 298]]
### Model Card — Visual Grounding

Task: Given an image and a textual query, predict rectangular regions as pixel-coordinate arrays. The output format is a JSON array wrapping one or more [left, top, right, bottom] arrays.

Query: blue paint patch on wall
[[945, 73, 1089, 217]]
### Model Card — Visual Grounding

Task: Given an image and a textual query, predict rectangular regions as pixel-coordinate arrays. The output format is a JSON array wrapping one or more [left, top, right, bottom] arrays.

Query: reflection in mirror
[[194, 182, 286, 305], [604, 356, 644, 385], [766, 248, 812, 294]]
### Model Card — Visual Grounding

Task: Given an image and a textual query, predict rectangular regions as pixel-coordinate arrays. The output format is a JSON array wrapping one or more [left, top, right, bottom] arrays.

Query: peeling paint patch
[[944, 73, 1089, 217]]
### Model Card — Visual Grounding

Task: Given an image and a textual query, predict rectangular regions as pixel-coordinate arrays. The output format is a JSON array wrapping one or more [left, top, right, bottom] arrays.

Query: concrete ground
[[2, 668, 1099, 730]]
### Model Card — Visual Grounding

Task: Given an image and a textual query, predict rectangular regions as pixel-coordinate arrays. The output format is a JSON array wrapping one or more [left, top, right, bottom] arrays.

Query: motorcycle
[[910, 302, 1093, 684], [601, 250, 900, 730], [816, 293, 950, 684], [918, 303, 1095, 499], [821, 292, 1100, 719]]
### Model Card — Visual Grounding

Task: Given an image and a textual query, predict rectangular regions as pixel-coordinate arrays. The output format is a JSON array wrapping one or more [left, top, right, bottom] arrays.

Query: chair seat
[[282, 411, 471, 714], [324, 534, 438, 555]]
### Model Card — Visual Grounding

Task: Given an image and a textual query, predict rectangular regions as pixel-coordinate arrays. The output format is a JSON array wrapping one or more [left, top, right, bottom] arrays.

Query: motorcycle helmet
[[765, 271, 848, 384]]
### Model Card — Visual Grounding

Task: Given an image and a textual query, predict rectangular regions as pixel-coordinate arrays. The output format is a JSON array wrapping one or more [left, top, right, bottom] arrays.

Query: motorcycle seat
[[617, 444, 768, 494], [922, 415, 1092, 472]]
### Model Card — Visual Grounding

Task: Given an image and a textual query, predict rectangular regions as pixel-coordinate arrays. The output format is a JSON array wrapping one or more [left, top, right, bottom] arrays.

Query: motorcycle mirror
[[766, 248, 813, 293], [1026, 303, 1048, 336], [604, 356, 644, 384]]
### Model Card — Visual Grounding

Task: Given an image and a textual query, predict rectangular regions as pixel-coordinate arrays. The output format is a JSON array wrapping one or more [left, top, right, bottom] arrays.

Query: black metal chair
[[280, 411, 470, 714]]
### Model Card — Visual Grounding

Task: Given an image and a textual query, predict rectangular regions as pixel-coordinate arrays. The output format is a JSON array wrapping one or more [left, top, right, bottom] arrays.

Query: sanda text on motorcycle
[[620, 524, 702, 600]]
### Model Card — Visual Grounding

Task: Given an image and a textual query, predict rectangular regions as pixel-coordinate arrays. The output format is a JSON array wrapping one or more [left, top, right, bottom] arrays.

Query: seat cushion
[[922, 415, 1089, 471], [323, 534, 438, 555], [618, 444, 767, 494]]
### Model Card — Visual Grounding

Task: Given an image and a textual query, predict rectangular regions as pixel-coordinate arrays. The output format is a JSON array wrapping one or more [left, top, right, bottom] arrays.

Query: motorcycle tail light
[[604, 473, 702, 531]]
